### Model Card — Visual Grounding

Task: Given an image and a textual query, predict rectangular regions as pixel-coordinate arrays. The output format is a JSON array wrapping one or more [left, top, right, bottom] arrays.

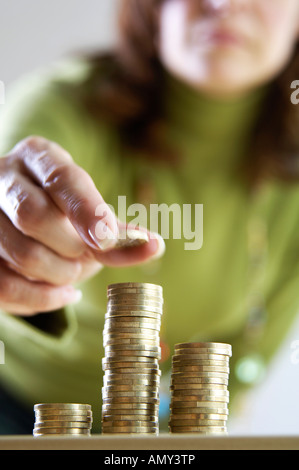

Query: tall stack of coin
[[169, 342, 232, 435], [101, 282, 163, 434], [33, 404, 93, 437]]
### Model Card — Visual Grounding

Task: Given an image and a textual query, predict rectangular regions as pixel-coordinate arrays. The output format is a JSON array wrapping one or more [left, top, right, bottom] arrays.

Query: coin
[[33, 427, 91, 434], [168, 425, 227, 432], [105, 344, 161, 352], [103, 331, 159, 339], [108, 293, 164, 307], [35, 410, 93, 417], [115, 228, 149, 249], [102, 403, 159, 410], [102, 409, 158, 416], [171, 371, 229, 379], [104, 315, 161, 324], [175, 342, 232, 352], [34, 404, 91, 411], [102, 397, 159, 404], [35, 414, 93, 422], [107, 305, 163, 314], [169, 418, 227, 427], [170, 385, 229, 395], [105, 312, 162, 320], [34, 420, 91, 428], [170, 406, 229, 415], [102, 426, 158, 433], [169, 413, 228, 420], [172, 355, 230, 362], [108, 282, 162, 291], [104, 321, 161, 331]]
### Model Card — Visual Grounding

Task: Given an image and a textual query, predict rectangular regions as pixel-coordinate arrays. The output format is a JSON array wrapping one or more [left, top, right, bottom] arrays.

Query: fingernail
[[151, 233, 166, 260], [89, 224, 118, 252]]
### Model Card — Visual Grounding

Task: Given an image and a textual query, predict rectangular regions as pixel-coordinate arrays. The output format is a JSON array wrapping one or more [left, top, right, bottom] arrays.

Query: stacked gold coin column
[[169, 342, 232, 435], [101, 283, 163, 435], [33, 404, 93, 436]]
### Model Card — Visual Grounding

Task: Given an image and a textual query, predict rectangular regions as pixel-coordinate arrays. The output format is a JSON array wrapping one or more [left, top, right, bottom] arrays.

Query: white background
[[1, 0, 299, 437]]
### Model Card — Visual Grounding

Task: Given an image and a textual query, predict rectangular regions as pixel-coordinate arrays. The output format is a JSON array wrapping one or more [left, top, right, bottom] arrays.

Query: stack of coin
[[33, 404, 93, 437], [169, 342, 232, 435], [101, 282, 163, 434]]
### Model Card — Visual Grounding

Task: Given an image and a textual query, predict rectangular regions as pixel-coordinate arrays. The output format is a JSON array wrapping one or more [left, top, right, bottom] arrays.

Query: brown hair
[[79, 0, 299, 185]]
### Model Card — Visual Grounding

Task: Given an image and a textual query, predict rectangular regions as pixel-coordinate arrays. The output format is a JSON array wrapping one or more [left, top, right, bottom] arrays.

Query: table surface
[[0, 434, 298, 450]]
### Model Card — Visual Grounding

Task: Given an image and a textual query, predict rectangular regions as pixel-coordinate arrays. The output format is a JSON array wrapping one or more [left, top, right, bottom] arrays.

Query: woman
[[0, 0, 299, 434]]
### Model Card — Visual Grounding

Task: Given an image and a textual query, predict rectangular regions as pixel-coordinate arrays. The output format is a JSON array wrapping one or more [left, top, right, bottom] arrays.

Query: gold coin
[[102, 403, 159, 411], [104, 322, 161, 332], [102, 416, 158, 423], [114, 228, 149, 249], [103, 355, 159, 363], [103, 384, 159, 392], [107, 285, 163, 294], [171, 390, 229, 403], [108, 305, 163, 314], [102, 426, 158, 433], [170, 399, 228, 408], [104, 378, 160, 386], [171, 371, 229, 379], [108, 293, 163, 302], [172, 354, 230, 362], [171, 377, 228, 386], [104, 371, 160, 378], [102, 418, 158, 426], [105, 344, 161, 352], [170, 405, 228, 413], [35, 414, 93, 422], [102, 392, 159, 400], [168, 425, 226, 432], [33, 427, 90, 434], [106, 354, 160, 362], [104, 340, 160, 348], [35, 409, 93, 416], [108, 282, 162, 291], [169, 413, 227, 420], [169, 418, 227, 426], [170, 385, 228, 395], [107, 304, 163, 314], [34, 404, 91, 411], [171, 365, 229, 374], [102, 397, 159, 404], [102, 410, 158, 417], [103, 367, 161, 374], [170, 406, 229, 415], [103, 329, 160, 337], [175, 342, 231, 351], [34, 421, 91, 428], [105, 312, 162, 321], [105, 315, 161, 324]]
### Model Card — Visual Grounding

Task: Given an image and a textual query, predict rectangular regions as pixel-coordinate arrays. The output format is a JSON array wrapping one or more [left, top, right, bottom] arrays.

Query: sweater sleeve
[[0, 59, 117, 339]]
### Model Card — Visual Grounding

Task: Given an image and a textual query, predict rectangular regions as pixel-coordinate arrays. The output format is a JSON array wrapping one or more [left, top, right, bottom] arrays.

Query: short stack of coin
[[33, 404, 93, 437], [169, 342, 232, 435], [101, 282, 163, 434]]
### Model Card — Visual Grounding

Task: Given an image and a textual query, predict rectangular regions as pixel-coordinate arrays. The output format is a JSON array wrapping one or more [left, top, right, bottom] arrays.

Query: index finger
[[13, 136, 119, 252]]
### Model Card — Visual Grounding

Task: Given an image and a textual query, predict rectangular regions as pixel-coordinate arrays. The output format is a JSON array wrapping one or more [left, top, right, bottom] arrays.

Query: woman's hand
[[0, 136, 164, 316]]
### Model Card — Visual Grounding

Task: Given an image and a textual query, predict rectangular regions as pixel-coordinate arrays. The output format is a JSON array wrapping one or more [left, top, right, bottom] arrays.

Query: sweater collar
[[162, 71, 267, 169]]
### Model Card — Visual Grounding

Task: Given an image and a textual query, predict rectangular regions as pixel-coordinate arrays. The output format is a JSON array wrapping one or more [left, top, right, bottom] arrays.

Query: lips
[[207, 29, 246, 46]]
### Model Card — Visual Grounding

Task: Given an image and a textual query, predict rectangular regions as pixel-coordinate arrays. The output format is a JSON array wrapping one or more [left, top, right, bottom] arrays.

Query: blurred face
[[159, 0, 299, 97]]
